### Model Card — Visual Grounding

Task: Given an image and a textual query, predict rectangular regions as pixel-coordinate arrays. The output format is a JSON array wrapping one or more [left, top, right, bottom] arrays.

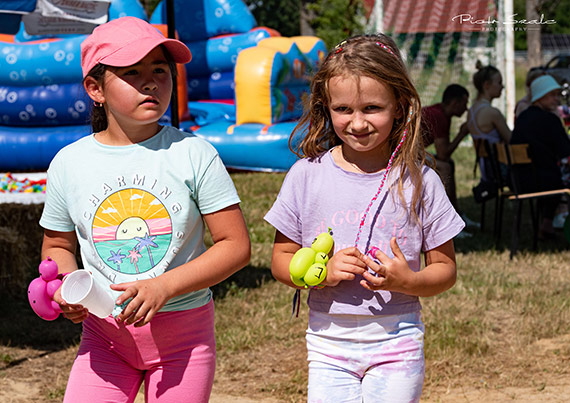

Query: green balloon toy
[[289, 228, 334, 288], [304, 263, 327, 286], [314, 251, 329, 265], [289, 247, 316, 281], [311, 230, 334, 254]]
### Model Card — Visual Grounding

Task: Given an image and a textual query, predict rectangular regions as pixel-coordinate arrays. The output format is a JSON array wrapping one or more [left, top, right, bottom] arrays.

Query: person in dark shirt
[[511, 75, 570, 238], [422, 84, 475, 227]]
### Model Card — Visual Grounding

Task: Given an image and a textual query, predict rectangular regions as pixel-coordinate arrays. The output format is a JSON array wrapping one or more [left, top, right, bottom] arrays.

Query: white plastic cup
[[61, 270, 114, 318]]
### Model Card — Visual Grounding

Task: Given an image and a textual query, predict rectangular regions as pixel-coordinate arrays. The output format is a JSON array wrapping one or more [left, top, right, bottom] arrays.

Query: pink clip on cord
[[368, 247, 380, 258]]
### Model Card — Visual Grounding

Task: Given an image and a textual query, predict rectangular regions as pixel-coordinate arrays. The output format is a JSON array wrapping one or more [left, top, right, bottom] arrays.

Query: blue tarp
[[0, 0, 36, 12], [0, 0, 37, 34], [0, 0, 113, 36]]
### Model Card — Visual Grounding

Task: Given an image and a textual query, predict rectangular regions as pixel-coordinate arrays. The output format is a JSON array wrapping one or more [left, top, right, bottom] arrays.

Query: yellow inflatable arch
[[235, 36, 327, 125]]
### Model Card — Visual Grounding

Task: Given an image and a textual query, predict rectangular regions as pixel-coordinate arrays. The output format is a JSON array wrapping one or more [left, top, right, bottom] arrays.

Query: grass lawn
[[1, 137, 569, 402], [208, 142, 570, 401]]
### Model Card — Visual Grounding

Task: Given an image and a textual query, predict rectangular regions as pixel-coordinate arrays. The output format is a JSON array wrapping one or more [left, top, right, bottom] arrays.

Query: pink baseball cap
[[81, 16, 192, 78]]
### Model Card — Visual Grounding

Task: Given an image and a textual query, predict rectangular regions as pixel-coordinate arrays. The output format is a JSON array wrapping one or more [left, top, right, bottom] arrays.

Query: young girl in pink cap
[[265, 34, 464, 402], [39, 16, 250, 402]]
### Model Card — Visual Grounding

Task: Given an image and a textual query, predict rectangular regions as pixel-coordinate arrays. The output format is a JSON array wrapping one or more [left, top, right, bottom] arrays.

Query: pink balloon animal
[[28, 257, 64, 321]]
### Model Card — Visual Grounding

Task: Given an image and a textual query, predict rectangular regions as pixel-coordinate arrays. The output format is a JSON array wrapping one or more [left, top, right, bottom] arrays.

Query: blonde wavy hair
[[290, 34, 426, 223]]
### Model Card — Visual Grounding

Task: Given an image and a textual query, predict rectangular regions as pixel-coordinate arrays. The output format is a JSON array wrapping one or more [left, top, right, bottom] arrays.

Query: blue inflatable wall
[[149, 0, 256, 42], [0, 0, 327, 172]]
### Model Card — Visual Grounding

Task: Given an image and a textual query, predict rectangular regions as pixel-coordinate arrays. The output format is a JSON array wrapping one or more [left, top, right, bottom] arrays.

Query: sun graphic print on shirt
[[92, 189, 172, 275]]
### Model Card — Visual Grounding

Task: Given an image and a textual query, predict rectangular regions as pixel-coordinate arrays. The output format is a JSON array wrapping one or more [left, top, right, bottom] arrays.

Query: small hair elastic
[[327, 37, 396, 61], [334, 40, 347, 54], [324, 40, 347, 62], [376, 41, 395, 56], [354, 106, 414, 252]]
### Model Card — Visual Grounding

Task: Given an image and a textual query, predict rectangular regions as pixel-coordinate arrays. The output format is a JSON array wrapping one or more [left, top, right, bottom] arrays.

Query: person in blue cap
[[511, 74, 570, 239]]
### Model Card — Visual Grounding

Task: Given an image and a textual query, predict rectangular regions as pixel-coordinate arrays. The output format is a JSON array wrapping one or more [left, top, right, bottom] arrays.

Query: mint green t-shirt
[[40, 126, 241, 312]]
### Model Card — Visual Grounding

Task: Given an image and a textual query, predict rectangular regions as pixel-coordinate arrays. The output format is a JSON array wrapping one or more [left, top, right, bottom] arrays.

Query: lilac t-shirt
[[264, 149, 465, 316]]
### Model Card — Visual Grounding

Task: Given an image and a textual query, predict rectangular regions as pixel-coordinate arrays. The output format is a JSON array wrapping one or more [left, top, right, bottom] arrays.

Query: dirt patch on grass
[[1, 333, 569, 402], [1, 274, 569, 402], [0, 346, 75, 402]]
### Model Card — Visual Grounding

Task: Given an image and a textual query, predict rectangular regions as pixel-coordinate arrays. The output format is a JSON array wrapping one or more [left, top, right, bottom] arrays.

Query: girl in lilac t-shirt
[[265, 34, 464, 402]]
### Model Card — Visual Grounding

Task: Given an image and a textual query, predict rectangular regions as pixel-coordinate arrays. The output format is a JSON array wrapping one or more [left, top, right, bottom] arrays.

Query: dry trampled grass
[[210, 248, 570, 402], [1, 156, 570, 401], [1, 243, 569, 402]]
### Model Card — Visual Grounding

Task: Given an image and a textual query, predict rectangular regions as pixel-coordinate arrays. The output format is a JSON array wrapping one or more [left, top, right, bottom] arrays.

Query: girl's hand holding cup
[[53, 284, 89, 324], [60, 270, 114, 322]]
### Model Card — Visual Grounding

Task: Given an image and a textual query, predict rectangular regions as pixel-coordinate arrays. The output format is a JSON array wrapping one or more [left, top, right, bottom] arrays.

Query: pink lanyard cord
[[354, 108, 413, 252]]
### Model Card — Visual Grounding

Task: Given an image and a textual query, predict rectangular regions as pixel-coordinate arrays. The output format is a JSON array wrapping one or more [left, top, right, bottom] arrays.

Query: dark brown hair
[[83, 45, 177, 133]]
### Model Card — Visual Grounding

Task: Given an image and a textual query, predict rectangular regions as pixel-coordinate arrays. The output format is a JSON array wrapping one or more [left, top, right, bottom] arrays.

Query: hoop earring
[[93, 101, 103, 108]]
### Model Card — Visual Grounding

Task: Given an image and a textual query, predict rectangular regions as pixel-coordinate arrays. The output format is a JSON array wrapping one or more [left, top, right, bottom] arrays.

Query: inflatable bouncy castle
[[0, 0, 327, 172]]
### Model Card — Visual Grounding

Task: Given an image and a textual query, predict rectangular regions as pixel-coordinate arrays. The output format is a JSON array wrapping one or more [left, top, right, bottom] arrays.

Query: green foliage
[[514, 0, 570, 51], [307, 0, 366, 48], [244, 0, 367, 47], [244, 0, 301, 37], [536, 0, 570, 34], [139, 0, 162, 17], [514, 0, 527, 50]]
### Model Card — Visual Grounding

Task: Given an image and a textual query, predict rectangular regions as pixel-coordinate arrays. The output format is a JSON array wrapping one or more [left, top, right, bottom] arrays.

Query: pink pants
[[64, 299, 216, 403]]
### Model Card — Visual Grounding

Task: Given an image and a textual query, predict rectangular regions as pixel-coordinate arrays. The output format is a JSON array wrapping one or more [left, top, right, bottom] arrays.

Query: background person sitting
[[511, 75, 570, 239], [422, 84, 477, 227], [514, 67, 546, 121], [467, 63, 512, 146], [466, 63, 512, 183]]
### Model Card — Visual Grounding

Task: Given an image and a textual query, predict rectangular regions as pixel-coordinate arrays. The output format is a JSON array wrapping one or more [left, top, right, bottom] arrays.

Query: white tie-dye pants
[[306, 310, 425, 403]]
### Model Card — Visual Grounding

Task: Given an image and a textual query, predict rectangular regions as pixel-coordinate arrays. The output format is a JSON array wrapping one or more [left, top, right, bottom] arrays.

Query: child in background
[[265, 34, 464, 402], [40, 17, 250, 403]]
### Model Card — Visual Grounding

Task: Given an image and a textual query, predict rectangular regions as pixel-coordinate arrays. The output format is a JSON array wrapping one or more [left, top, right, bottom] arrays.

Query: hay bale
[[0, 203, 44, 294]]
